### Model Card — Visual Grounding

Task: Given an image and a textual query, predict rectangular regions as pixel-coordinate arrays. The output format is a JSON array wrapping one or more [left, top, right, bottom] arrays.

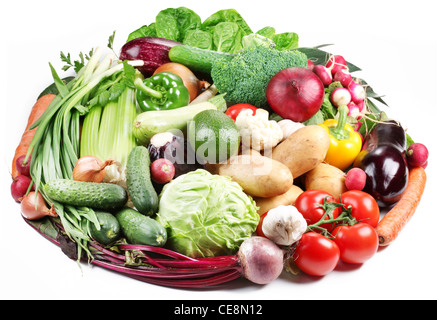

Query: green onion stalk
[[25, 47, 143, 261]]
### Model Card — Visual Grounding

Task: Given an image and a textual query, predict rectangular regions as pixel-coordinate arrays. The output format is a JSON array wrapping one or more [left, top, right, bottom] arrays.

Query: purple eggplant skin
[[363, 120, 407, 153], [359, 145, 409, 207], [120, 37, 182, 77]]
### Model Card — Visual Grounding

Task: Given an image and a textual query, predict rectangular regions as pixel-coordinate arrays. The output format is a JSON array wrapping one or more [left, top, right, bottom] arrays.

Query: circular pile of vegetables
[[10, 7, 429, 288]]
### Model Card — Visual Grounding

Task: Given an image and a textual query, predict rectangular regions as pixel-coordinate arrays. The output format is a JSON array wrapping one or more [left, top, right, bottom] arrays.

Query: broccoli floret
[[211, 46, 308, 108]]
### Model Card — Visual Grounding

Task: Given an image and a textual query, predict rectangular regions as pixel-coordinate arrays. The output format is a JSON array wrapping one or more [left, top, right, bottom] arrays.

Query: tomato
[[331, 223, 379, 264], [340, 190, 380, 228], [294, 232, 340, 276], [225, 103, 258, 121], [294, 190, 341, 232], [256, 211, 268, 238]]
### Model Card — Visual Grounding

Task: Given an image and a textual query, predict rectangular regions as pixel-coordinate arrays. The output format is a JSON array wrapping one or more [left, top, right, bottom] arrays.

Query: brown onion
[[153, 62, 209, 102], [72, 156, 115, 183], [21, 191, 57, 220]]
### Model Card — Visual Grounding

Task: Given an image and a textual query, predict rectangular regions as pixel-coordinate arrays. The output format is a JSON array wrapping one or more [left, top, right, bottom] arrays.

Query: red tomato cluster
[[291, 189, 380, 276]]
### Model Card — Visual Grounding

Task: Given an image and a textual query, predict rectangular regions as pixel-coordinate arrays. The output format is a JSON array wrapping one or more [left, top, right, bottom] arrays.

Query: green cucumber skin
[[126, 146, 159, 216], [44, 179, 128, 210], [169, 45, 234, 74], [115, 207, 167, 247], [90, 211, 121, 245]]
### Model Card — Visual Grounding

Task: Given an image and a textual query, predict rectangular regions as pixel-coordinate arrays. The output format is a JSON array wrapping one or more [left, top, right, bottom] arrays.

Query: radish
[[151, 158, 175, 184], [15, 155, 31, 177], [330, 87, 351, 107], [348, 82, 366, 104], [406, 143, 429, 168], [307, 59, 315, 71], [345, 167, 367, 191], [333, 69, 353, 87], [347, 102, 361, 118], [313, 64, 332, 86], [266, 67, 325, 122], [326, 55, 348, 76], [11, 174, 34, 203]]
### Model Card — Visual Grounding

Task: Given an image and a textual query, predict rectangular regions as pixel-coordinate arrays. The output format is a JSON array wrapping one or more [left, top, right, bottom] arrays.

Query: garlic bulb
[[262, 205, 307, 246], [278, 119, 305, 141]]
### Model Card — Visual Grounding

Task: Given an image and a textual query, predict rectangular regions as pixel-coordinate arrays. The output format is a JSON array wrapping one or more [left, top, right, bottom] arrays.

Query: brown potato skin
[[253, 184, 304, 215], [304, 162, 347, 199], [216, 154, 294, 198], [272, 125, 330, 178]]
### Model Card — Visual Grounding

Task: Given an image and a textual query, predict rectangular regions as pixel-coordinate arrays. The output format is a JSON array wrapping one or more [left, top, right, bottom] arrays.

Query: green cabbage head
[[156, 169, 259, 258]]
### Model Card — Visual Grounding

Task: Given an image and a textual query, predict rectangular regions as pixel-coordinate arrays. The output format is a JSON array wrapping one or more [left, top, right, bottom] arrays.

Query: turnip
[[330, 87, 351, 107], [313, 64, 332, 86], [348, 82, 366, 104], [406, 143, 429, 168], [345, 167, 367, 191]]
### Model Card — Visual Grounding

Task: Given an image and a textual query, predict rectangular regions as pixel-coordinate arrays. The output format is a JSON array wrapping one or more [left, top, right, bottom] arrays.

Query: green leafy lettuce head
[[156, 169, 259, 258]]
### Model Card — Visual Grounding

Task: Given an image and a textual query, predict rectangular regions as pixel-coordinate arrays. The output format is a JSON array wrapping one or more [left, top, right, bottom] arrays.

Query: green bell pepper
[[135, 72, 190, 112]]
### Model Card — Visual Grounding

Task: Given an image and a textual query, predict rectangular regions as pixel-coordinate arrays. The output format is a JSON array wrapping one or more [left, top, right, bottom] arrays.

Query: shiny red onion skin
[[266, 67, 325, 122]]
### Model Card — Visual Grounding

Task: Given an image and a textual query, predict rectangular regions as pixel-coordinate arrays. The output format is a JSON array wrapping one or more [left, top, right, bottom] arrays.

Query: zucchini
[[115, 207, 167, 247], [126, 146, 159, 216], [169, 45, 235, 74], [44, 179, 128, 210], [89, 211, 121, 245]]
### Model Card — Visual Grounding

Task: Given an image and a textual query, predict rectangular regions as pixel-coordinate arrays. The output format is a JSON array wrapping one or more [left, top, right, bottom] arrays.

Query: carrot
[[375, 167, 427, 246], [11, 94, 56, 179]]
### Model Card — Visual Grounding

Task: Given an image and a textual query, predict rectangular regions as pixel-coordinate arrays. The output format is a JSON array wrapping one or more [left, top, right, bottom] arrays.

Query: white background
[[1, 0, 436, 300]]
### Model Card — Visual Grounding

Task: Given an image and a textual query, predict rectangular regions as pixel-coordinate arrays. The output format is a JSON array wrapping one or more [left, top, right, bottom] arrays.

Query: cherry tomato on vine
[[225, 103, 258, 121], [294, 190, 341, 232], [340, 190, 380, 228], [293, 232, 340, 276], [331, 223, 379, 264]]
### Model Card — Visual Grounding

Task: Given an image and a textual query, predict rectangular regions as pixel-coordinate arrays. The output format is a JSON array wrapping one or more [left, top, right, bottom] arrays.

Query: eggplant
[[360, 145, 408, 207], [358, 121, 409, 207], [120, 37, 182, 77], [148, 132, 202, 178], [363, 120, 406, 153]]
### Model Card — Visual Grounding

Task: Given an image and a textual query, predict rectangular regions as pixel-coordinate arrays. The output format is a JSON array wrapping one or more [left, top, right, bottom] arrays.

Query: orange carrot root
[[375, 167, 427, 246]]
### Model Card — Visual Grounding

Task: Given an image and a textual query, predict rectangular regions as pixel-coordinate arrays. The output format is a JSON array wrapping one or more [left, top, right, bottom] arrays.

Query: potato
[[217, 154, 293, 198], [304, 162, 347, 199], [253, 184, 304, 215], [272, 125, 330, 178]]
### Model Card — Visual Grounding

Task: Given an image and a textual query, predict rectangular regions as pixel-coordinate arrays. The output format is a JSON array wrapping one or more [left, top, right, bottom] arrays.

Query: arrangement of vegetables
[[10, 7, 429, 287]]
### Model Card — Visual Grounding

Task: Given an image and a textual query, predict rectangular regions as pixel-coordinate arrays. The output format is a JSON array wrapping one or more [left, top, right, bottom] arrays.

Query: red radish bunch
[[311, 54, 368, 120], [11, 155, 34, 203]]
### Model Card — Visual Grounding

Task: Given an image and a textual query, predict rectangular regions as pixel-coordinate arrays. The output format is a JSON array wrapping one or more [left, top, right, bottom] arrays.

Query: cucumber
[[169, 45, 235, 74], [126, 146, 159, 216], [115, 207, 167, 247], [89, 211, 121, 245], [44, 179, 128, 210]]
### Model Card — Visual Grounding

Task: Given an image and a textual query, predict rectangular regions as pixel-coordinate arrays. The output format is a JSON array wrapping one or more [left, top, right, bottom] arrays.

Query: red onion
[[266, 67, 325, 122]]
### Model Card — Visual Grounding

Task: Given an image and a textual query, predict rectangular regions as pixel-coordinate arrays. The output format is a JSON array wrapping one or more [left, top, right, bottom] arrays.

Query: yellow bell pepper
[[319, 105, 362, 171]]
